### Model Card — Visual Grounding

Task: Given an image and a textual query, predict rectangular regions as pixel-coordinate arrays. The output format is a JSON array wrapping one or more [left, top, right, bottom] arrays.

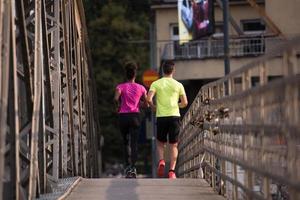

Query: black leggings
[[119, 113, 140, 167]]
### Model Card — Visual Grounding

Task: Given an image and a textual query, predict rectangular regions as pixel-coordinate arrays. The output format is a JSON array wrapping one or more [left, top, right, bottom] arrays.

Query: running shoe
[[125, 166, 137, 178], [129, 167, 137, 178], [168, 170, 176, 179], [157, 159, 165, 178]]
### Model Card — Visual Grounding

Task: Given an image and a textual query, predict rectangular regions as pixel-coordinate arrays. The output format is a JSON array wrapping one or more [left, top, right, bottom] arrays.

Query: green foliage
[[83, 0, 150, 171]]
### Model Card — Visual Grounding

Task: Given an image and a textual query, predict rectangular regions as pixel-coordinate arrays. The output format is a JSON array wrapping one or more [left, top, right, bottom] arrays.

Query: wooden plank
[[64, 178, 225, 200]]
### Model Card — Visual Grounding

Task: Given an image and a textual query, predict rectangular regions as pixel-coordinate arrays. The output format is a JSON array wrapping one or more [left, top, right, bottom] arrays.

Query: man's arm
[[146, 90, 156, 111], [140, 92, 149, 108], [114, 89, 121, 112], [178, 94, 188, 108]]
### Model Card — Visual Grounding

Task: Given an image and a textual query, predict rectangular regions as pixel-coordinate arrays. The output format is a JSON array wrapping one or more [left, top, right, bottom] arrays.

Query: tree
[[83, 1, 151, 173]]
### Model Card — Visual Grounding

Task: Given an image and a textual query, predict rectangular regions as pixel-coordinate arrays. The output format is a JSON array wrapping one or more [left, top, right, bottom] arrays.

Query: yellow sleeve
[[179, 83, 186, 96], [149, 81, 157, 92]]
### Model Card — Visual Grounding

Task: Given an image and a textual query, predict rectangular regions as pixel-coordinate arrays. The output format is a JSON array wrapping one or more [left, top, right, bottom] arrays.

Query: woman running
[[114, 62, 147, 178]]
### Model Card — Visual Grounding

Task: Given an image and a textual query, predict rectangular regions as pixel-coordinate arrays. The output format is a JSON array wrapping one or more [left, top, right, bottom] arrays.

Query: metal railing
[[178, 36, 300, 199], [0, 1, 101, 199], [162, 36, 266, 60]]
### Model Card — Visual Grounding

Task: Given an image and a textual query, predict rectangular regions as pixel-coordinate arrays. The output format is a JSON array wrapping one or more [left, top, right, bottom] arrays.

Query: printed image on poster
[[178, 0, 193, 44], [192, 0, 214, 39], [178, 0, 215, 44]]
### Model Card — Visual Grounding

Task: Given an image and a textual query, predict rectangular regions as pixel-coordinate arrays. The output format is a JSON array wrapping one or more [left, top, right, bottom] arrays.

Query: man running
[[114, 62, 147, 178], [147, 60, 188, 179]]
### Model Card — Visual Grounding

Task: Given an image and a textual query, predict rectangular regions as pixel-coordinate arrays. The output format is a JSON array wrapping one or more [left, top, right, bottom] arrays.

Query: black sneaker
[[125, 166, 137, 178], [124, 165, 131, 177], [129, 167, 137, 178]]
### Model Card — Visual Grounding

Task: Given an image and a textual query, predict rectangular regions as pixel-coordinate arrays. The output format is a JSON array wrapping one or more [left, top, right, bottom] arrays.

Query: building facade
[[150, 0, 300, 108]]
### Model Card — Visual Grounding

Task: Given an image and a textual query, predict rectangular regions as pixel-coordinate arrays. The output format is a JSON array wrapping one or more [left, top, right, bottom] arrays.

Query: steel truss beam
[[0, 0, 101, 199]]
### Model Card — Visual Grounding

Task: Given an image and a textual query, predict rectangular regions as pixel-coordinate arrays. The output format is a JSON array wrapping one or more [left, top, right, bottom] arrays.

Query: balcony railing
[[151, 0, 265, 6], [162, 36, 266, 60]]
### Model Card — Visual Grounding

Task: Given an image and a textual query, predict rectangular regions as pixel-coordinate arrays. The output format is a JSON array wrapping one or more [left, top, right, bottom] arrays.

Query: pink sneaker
[[168, 171, 176, 179], [157, 159, 165, 178]]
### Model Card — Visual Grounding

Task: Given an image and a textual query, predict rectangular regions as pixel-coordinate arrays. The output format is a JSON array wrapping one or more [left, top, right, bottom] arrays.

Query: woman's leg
[[119, 115, 130, 167], [122, 130, 130, 167], [129, 126, 139, 167], [129, 114, 141, 168]]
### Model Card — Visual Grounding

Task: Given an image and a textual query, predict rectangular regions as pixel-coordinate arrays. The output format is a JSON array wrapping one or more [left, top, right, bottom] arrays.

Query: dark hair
[[124, 62, 137, 80], [162, 60, 175, 75]]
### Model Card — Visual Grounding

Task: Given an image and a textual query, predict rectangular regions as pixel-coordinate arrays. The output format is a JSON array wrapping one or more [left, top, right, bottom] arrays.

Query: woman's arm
[[114, 89, 121, 112], [140, 92, 149, 108]]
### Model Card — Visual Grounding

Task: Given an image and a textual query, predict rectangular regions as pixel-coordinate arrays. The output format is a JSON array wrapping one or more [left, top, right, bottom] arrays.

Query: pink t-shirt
[[116, 82, 147, 113]]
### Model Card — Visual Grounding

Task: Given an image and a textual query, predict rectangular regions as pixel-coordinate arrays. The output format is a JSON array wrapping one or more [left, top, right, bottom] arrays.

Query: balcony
[[151, 0, 265, 6], [162, 36, 266, 60]]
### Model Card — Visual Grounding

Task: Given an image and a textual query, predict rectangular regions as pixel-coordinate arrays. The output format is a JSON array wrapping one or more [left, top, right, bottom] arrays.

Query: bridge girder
[[0, 0, 101, 199]]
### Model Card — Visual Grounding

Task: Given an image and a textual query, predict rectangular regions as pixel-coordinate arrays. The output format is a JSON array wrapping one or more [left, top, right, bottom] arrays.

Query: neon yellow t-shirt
[[149, 77, 186, 117]]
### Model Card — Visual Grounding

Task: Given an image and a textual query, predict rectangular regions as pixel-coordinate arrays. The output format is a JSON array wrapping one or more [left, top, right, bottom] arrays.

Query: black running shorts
[[156, 116, 181, 144]]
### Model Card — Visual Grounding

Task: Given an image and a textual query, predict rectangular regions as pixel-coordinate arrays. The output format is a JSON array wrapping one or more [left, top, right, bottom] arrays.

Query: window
[[173, 26, 179, 36], [213, 21, 224, 37], [169, 24, 181, 58], [241, 19, 265, 34], [170, 24, 179, 41]]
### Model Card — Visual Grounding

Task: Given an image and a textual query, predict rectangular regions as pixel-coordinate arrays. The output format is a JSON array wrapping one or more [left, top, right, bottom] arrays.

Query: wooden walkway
[[64, 178, 225, 200]]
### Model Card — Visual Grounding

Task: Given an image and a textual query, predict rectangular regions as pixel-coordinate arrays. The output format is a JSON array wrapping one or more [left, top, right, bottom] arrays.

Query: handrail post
[[222, 0, 230, 75]]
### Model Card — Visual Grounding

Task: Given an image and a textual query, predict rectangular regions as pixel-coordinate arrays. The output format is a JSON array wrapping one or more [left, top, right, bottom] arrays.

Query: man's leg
[[156, 140, 166, 177], [169, 142, 178, 170], [156, 117, 167, 177], [156, 140, 165, 161], [168, 117, 180, 179]]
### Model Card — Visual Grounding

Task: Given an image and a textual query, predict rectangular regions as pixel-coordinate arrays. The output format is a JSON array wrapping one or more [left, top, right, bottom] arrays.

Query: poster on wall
[[178, 0, 215, 44]]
